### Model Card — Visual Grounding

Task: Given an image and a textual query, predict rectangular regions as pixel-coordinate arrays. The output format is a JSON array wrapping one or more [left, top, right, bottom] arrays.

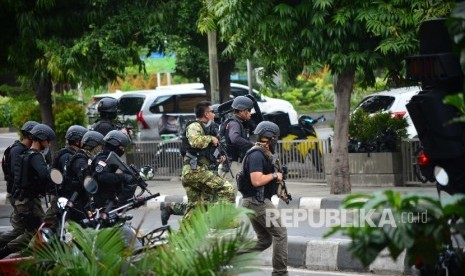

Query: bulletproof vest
[[63, 152, 90, 195], [181, 121, 217, 164], [12, 149, 43, 198], [92, 119, 116, 136], [52, 147, 75, 173], [237, 145, 276, 200], [219, 117, 248, 161], [2, 140, 24, 192]]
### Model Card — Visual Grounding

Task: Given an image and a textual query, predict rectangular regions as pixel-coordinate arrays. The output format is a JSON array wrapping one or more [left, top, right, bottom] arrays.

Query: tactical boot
[[160, 202, 172, 225], [0, 245, 11, 259]]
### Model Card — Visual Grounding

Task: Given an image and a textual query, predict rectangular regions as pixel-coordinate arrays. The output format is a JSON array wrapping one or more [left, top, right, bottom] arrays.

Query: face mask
[[41, 147, 52, 164], [115, 147, 125, 157], [90, 145, 103, 158], [269, 138, 278, 154]]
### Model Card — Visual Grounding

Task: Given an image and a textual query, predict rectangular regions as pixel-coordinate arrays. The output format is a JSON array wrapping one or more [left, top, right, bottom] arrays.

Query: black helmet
[[81, 130, 104, 149], [97, 97, 118, 113], [298, 115, 314, 128], [232, 96, 253, 111], [103, 130, 131, 147], [65, 125, 88, 143], [21, 121, 39, 136], [253, 121, 280, 139], [30, 124, 56, 141]]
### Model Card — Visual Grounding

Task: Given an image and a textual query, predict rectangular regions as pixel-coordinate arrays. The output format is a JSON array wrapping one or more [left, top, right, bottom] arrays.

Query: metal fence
[[126, 138, 429, 185], [126, 139, 332, 182]]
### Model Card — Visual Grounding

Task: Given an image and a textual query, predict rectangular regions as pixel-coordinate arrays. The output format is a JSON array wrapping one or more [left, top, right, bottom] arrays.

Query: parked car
[[156, 82, 299, 124], [87, 91, 124, 124], [353, 86, 422, 138], [118, 83, 298, 140]]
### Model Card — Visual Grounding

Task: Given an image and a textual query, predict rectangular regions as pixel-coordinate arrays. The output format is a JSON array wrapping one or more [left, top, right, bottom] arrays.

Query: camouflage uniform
[[181, 121, 235, 217]]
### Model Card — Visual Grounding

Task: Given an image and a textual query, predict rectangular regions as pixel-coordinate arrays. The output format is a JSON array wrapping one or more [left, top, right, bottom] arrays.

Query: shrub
[[348, 110, 408, 152], [9, 95, 41, 135], [53, 94, 86, 147]]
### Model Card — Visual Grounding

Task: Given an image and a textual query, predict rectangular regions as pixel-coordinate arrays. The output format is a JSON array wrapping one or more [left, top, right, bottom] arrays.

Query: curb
[[146, 195, 345, 211]]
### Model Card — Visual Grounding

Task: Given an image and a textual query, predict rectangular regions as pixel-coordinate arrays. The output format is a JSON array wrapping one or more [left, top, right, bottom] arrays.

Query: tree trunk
[[330, 69, 355, 194], [34, 75, 57, 151], [218, 57, 235, 103]]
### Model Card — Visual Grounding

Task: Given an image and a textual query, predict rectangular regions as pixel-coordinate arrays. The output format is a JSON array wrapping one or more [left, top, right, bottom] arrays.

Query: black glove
[[119, 173, 136, 185]]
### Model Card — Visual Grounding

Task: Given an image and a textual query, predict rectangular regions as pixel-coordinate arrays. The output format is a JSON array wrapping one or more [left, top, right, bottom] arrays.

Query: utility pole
[[208, 31, 220, 104]]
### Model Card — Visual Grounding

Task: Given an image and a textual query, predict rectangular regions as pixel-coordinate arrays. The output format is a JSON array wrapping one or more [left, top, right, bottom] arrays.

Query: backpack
[[11, 149, 39, 199], [1, 141, 24, 192]]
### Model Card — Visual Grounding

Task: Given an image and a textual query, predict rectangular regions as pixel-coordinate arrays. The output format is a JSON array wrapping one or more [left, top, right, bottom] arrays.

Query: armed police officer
[[219, 96, 255, 190], [0, 124, 56, 258], [44, 125, 88, 228], [181, 101, 235, 217], [91, 130, 136, 209], [0, 121, 39, 250], [62, 131, 105, 222], [160, 103, 223, 225], [91, 97, 119, 136], [238, 121, 288, 275]]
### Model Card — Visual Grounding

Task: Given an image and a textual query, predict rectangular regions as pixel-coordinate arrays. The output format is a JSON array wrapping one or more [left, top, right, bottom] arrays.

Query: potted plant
[[325, 110, 409, 186]]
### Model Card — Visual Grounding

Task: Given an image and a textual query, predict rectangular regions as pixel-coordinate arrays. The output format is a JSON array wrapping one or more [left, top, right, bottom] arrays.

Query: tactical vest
[[92, 119, 115, 136], [1, 140, 25, 193], [219, 117, 248, 161], [236, 145, 276, 200], [181, 120, 217, 164], [12, 149, 45, 199], [63, 151, 90, 196]]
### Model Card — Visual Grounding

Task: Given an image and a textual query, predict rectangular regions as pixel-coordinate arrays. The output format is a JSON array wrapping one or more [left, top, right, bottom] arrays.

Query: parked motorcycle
[[278, 114, 326, 172]]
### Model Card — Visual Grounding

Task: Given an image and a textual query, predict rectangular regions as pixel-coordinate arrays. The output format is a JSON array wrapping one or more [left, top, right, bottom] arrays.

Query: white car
[[353, 86, 422, 138], [157, 82, 299, 124], [118, 83, 299, 140]]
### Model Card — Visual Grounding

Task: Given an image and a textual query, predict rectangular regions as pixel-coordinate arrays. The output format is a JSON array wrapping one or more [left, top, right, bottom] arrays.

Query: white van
[[118, 83, 298, 140]]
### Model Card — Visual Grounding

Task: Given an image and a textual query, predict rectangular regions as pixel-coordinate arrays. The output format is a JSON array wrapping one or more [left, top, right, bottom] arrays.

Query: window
[[119, 96, 145, 115], [177, 94, 207, 113], [356, 96, 395, 113], [149, 95, 176, 113]]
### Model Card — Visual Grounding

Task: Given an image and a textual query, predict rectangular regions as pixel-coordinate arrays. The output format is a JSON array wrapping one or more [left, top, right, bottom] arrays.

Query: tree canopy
[[209, 0, 454, 193]]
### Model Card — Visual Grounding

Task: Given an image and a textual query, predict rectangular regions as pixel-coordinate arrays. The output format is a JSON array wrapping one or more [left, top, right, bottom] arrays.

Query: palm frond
[[135, 203, 260, 275]]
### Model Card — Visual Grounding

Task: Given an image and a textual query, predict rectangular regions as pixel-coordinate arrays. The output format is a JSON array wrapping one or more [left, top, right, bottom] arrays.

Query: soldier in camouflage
[[181, 101, 235, 217]]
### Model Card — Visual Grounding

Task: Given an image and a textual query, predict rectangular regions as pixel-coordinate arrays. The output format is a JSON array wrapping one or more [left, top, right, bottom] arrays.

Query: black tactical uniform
[[92, 98, 119, 136], [0, 121, 38, 249], [0, 124, 56, 259], [91, 130, 135, 209]]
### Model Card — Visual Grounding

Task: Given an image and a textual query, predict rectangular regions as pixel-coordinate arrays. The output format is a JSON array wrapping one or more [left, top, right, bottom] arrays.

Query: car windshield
[[119, 96, 145, 115], [356, 95, 395, 113]]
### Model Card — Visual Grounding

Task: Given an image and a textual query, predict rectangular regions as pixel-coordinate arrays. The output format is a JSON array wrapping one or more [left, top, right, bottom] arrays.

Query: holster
[[186, 152, 198, 170], [254, 186, 265, 203]]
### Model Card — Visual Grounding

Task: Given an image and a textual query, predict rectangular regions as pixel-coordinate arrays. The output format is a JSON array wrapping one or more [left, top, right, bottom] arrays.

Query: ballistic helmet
[[81, 130, 104, 149], [103, 130, 131, 147], [30, 124, 56, 141], [97, 97, 118, 113], [232, 96, 253, 111], [253, 121, 280, 139], [21, 121, 39, 137], [65, 125, 88, 143]]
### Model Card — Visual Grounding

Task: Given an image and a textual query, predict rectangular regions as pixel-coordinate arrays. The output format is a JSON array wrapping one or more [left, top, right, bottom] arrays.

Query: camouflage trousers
[[181, 164, 235, 217]]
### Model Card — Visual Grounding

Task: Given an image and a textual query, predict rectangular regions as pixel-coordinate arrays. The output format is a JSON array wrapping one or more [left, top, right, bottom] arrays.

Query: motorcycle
[[277, 114, 326, 172]]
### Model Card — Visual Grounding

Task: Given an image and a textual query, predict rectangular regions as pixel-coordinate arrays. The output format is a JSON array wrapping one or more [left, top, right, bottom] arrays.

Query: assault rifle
[[105, 152, 152, 196], [274, 156, 292, 204]]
